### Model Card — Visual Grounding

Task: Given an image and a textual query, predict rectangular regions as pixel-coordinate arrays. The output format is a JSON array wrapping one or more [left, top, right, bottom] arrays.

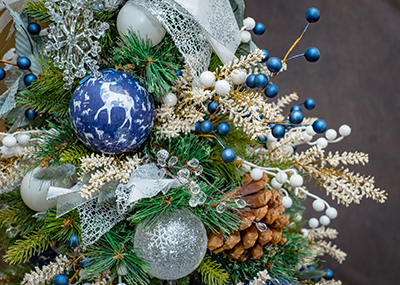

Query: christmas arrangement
[[0, 1, 387, 285]]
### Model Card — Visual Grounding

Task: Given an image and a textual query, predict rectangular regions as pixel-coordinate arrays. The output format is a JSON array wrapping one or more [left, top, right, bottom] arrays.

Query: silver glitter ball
[[134, 209, 207, 280]]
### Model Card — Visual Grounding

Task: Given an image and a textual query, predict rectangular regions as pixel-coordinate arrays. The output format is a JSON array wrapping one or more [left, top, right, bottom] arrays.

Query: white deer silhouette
[[94, 82, 135, 128]]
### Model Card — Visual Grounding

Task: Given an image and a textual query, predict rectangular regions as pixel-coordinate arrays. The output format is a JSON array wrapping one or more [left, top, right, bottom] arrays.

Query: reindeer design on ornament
[[94, 82, 135, 128]]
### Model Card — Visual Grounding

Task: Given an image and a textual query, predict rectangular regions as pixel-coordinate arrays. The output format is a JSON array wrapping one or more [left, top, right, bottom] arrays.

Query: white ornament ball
[[240, 30, 252, 43], [215, 80, 231, 96], [301, 228, 309, 237], [200, 71, 215, 88], [339, 124, 351, 136], [250, 168, 263, 181], [117, 1, 166, 46], [162, 92, 178, 107], [289, 174, 303, 187], [319, 215, 331, 226], [13, 145, 24, 157], [302, 132, 313, 142], [282, 196, 293, 208], [243, 17, 256, 30], [325, 129, 337, 141], [308, 218, 319, 229], [312, 199, 325, 212], [326, 207, 338, 219], [316, 137, 328, 149], [17, 133, 31, 145], [230, 69, 247, 85], [275, 171, 288, 184], [270, 178, 282, 190], [1, 146, 14, 158], [305, 125, 316, 136], [2, 135, 17, 148]]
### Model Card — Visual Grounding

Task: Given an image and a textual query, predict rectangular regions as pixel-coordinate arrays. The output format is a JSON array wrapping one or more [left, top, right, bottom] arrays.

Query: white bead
[[162, 92, 178, 107], [243, 17, 256, 30], [275, 171, 288, 184], [308, 218, 319, 229], [316, 137, 328, 148], [306, 125, 316, 136], [2, 135, 17, 148], [17, 133, 31, 145], [200, 71, 215, 88], [267, 132, 277, 142], [325, 129, 337, 141], [1, 146, 14, 158], [301, 228, 309, 237], [289, 174, 303, 187], [250, 168, 263, 181], [325, 207, 338, 219], [302, 132, 313, 142], [282, 196, 293, 208], [230, 69, 247, 85], [312, 199, 325, 212], [270, 178, 282, 190], [215, 80, 231, 96], [319, 215, 331, 226], [13, 145, 24, 157], [240, 30, 252, 43], [339, 124, 351, 136]]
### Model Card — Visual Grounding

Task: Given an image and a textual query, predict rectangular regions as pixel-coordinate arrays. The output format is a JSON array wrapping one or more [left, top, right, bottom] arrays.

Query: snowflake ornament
[[44, 0, 109, 89]]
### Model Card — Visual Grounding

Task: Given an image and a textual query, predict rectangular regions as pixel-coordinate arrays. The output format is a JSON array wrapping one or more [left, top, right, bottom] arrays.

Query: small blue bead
[[194, 122, 201, 134], [17, 57, 31, 70], [27, 23, 41, 35], [239, 107, 251, 118], [53, 274, 69, 285], [246, 74, 256, 88], [264, 83, 279, 98], [200, 120, 214, 134], [221, 148, 236, 163], [306, 7, 321, 23], [272, 125, 285, 139], [312, 119, 327, 133], [255, 74, 268, 88], [308, 265, 317, 271], [293, 145, 297, 151], [267, 57, 282, 73], [0, 68, 5, 81], [260, 49, 270, 63], [67, 233, 80, 247], [304, 47, 320, 63], [312, 277, 322, 282], [24, 73, 37, 87], [80, 258, 92, 269], [283, 119, 291, 129], [253, 23, 265, 35], [25, 109, 37, 120], [175, 69, 183, 76], [325, 269, 334, 280], [217, 122, 231, 136], [291, 105, 302, 112], [269, 123, 276, 128], [289, 110, 304, 124], [208, 101, 220, 114], [304, 98, 316, 110], [258, 136, 267, 143]]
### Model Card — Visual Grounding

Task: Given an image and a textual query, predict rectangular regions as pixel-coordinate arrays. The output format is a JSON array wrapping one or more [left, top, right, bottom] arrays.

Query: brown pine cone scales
[[208, 173, 290, 262]]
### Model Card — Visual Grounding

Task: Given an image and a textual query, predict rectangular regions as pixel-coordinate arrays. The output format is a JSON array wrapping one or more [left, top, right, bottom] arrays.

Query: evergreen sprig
[[59, 143, 91, 166], [197, 255, 231, 285], [24, 0, 52, 23], [42, 209, 81, 243], [0, 263, 34, 285]]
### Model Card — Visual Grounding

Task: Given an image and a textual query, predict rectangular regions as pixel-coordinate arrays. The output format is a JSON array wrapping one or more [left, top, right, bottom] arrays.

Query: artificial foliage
[[0, 1, 387, 285]]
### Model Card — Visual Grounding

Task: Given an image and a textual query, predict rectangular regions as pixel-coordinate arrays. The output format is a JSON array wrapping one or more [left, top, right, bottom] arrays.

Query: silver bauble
[[134, 209, 207, 280]]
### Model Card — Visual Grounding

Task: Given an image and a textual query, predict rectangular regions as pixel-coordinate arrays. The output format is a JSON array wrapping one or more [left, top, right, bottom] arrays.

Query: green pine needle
[[42, 209, 81, 243], [59, 143, 91, 166], [197, 255, 231, 285], [24, 0, 52, 23]]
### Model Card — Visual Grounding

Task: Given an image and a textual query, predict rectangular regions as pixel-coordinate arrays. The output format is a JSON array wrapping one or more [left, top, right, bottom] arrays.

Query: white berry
[[17, 133, 31, 145], [162, 92, 178, 107], [325, 129, 337, 140], [240, 30, 251, 43], [1, 146, 14, 158], [267, 132, 277, 142], [250, 168, 263, 181], [230, 69, 247, 85], [312, 199, 325, 212], [316, 137, 328, 148], [289, 174, 303, 187], [270, 178, 282, 190], [339, 124, 351, 136], [282, 196, 293, 208], [13, 145, 24, 157], [308, 218, 319, 229], [319, 215, 331, 226], [275, 171, 288, 184], [200, 71, 215, 88], [301, 228, 309, 237], [215, 80, 231, 96], [306, 125, 316, 136], [302, 132, 313, 142], [326, 207, 338, 219], [243, 17, 256, 30], [2, 135, 17, 148]]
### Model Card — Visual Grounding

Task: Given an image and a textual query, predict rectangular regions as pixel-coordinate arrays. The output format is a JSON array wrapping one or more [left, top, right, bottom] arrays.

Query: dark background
[[245, 0, 400, 284]]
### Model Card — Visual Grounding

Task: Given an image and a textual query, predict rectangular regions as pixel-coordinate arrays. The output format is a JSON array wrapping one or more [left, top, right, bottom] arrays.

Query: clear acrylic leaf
[[0, 74, 23, 119]]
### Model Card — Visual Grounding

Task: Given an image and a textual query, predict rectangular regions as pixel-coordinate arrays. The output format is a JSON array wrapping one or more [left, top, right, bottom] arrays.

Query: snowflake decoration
[[44, 0, 109, 89], [147, 221, 178, 257]]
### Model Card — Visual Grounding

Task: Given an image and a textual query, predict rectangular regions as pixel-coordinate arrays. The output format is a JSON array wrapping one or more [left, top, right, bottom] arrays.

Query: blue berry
[[283, 119, 291, 129], [305, 7, 320, 23], [67, 233, 80, 247], [240, 107, 251, 118], [312, 277, 322, 282], [27, 23, 41, 35], [253, 23, 265, 35], [289, 110, 304, 124], [175, 69, 183, 76], [234, 84, 247, 92], [254, 74, 268, 88], [80, 258, 93, 269], [325, 269, 334, 280], [200, 120, 214, 134], [194, 122, 201, 134], [260, 49, 269, 63], [293, 145, 297, 151], [272, 125, 285, 139], [53, 274, 69, 285], [24, 74, 37, 87], [221, 148, 236, 163], [217, 122, 231, 136], [291, 105, 302, 112], [264, 83, 279, 98], [17, 57, 31, 70], [258, 136, 267, 143], [304, 47, 320, 63], [25, 109, 37, 120], [312, 119, 327, 133], [246, 74, 256, 88], [208, 101, 220, 114], [0, 68, 5, 81], [266, 57, 282, 73], [304, 98, 316, 110], [308, 265, 317, 271]]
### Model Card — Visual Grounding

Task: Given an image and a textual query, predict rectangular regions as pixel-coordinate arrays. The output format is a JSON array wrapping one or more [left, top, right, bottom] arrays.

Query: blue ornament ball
[[221, 148, 236, 163], [246, 74, 256, 88], [255, 74, 268, 88], [200, 120, 214, 134], [258, 135, 267, 143], [53, 274, 69, 285], [27, 23, 41, 35], [217, 122, 231, 136], [306, 7, 321, 23], [69, 70, 155, 154], [24, 74, 37, 87], [325, 269, 334, 280], [272, 125, 285, 139], [308, 265, 317, 271], [0, 68, 5, 81], [208, 101, 220, 114], [194, 122, 201, 134], [304, 47, 320, 63], [264, 83, 279, 98], [304, 98, 316, 110], [17, 57, 31, 70], [175, 69, 183, 76], [260, 49, 270, 63], [291, 105, 302, 112], [25, 109, 37, 120], [253, 22, 265, 35], [67, 233, 80, 247], [312, 119, 327, 133], [267, 57, 282, 73], [312, 277, 322, 282], [289, 110, 304, 124]]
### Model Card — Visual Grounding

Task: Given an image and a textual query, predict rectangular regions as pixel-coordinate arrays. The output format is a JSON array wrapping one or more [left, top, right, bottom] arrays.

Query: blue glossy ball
[[53, 274, 69, 285], [304, 47, 320, 63], [17, 57, 31, 70], [289, 110, 304, 124], [175, 69, 183, 76], [27, 23, 41, 35], [217, 122, 231, 136], [194, 122, 201, 134], [239, 107, 251, 118], [246, 74, 256, 88], [312, 119, 327, 133], [272, 125, 285, 139], [306, 7, 321, 23], [80, 258, 93, 268], [293, 145, 297, 151], [24, 73, 37, 87], [308, 265, 317, 271], [200, 120, 214, 134], [253, 22, 265, 35], [221, 148, 236, 163], [208, 101, 220, 114], [291, 105, 302, 112], [0, 68, 5, 81], [255, 74, 268, 88], [234, 84, 247, 92], [25, 109, 37, 120], [325, 269, 334, 280], [67, 233, 79, 247], [267, 57, 282, 73], [69, 70, 155, 154], [312, 277, 322, 282], [264, 83, 279, 98], [304, 98, 316, 110], [260, 49, 270, 63], [258, 135, 267, 143], [283, 119, 291, 129]]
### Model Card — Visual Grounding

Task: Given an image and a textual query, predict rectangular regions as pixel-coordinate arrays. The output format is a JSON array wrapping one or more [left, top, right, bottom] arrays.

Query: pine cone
[[208, 173, 290, 262]]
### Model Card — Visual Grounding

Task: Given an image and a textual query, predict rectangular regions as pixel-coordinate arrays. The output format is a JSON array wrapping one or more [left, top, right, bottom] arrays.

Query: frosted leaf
[[235, 198, 247, 208], [190, 181, 200, 195], [216, 202, 227, 213], [194, 165, 203, 176], [187, 158, 200, 168], [168, 156, 179, 166], [177, 168, 190, 178], [256, 222, 268, 232]]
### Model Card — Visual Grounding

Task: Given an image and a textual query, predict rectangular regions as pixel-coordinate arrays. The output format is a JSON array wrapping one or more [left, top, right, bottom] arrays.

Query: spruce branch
[[197, 255, 231, 285], [23, 0, 52, 23]]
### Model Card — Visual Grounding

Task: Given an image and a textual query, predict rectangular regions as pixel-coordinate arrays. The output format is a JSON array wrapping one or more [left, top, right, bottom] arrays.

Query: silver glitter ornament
[[134, 209, 207, 280]]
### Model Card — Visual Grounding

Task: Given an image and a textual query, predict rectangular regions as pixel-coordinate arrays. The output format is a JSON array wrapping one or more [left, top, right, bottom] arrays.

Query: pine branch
[[59, 143, 91, 166], [42, 209, 81, 242], [197, 255, 231, 285], [24, 0, 52, 23]]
